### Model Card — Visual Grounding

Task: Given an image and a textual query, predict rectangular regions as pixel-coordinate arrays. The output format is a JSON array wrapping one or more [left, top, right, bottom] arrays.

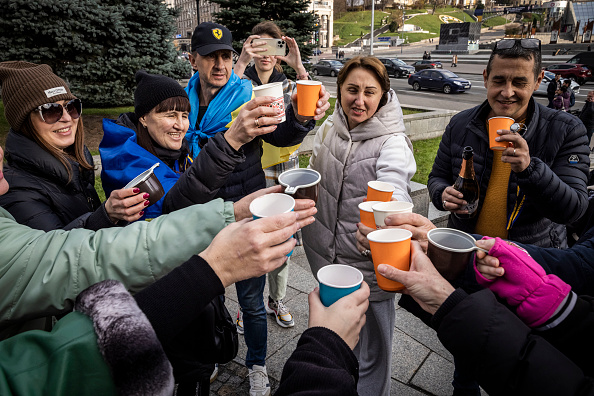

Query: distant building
[[172, 0, 198, 52], [436, 22, 481, 53], [198, 0, 221, 24], [308, 0, 334, 48]]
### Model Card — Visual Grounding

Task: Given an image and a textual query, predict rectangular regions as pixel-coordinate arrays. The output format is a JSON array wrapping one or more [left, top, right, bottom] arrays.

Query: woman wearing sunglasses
[[0, 61, 146, 231]]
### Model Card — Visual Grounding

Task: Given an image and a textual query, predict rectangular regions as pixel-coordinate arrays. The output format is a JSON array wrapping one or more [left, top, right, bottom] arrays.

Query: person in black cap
[[180, 21, 329, 396]]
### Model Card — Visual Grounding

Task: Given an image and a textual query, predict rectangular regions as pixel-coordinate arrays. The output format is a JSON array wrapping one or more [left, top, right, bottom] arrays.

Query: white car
[[534, 71, 580, 96]]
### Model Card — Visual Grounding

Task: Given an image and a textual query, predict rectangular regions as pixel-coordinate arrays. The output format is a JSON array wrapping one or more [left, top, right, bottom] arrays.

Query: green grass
[[95, 177, 106, 202], [84, 106, 134, 118], [411, 136, 441, 184], [482, 16, 508, 28], [333, 10, 393, 46]]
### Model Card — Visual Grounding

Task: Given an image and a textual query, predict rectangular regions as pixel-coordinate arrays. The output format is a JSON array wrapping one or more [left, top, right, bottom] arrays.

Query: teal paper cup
[[317, 264, 364, 307], [249, 193, 296, 257]]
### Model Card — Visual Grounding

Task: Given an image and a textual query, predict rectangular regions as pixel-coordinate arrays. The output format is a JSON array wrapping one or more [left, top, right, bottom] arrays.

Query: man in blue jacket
[[181, 22, 330, 396]]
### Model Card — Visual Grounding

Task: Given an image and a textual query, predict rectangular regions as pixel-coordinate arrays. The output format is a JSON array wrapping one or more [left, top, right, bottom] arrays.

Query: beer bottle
[[453, 146, 479, 219]]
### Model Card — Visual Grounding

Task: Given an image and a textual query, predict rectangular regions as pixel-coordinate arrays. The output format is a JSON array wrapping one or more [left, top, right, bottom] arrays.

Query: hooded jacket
[[0, 131, 114, 231], [428, 98, 589, 248], [303, 90, 416, 300], [0, 199, 234, 339]]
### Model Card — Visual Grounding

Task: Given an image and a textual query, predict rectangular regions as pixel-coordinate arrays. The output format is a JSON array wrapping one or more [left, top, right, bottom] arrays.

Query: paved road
[[315, 66, 590, 112]]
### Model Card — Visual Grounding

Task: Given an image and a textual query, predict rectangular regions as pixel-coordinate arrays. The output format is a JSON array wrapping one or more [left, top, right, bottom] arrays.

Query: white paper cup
[[249, 193, 295, 219], [249, 193, 296, 257], [252, 82, 285, 122], [372, 201, 414, 228]]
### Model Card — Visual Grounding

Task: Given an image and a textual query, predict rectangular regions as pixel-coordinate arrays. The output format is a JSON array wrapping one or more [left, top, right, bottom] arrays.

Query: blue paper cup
[[249, 193, 296, 257], [317, 264, 364, 307]]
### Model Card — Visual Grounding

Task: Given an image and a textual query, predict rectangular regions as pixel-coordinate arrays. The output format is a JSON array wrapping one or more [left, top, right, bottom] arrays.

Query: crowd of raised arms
[[2, 21, 594, 396]]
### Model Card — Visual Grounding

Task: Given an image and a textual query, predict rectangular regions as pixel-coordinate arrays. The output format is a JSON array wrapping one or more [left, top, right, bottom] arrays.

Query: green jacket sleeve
[[0, 312, 118, 396], [0, 199, 235, 333]]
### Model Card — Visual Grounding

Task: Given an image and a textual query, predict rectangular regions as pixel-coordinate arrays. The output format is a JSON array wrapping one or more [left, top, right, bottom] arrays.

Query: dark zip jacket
[[0, 131, 113, 231], [428, 98, 590, 248]]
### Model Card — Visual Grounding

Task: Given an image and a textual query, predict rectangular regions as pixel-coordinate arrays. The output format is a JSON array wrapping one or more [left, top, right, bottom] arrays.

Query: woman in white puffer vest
[[302, 56, 416, 396]]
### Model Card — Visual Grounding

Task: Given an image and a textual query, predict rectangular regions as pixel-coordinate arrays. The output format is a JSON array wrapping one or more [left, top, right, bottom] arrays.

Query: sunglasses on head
[[494, 38, 541, 51], [35, 99, 82, 124]]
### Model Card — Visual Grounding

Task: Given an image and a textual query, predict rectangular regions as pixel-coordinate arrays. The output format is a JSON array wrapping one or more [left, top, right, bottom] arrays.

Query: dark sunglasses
[[35, 99, 82, 124], [494, 38, 541, 51]]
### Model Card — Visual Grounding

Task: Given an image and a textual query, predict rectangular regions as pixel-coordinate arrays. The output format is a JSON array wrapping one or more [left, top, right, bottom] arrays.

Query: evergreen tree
[[0, 0, 190, 107], [210, 0, 317, 73]]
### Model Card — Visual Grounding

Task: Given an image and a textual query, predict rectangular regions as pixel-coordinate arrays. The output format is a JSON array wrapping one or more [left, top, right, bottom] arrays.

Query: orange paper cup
[[359, 201, 382, 228], [487, 116, 514, 151], [367, 229, 412, 292], [367, 181, 395, 202], [296, 80, 322, 117]]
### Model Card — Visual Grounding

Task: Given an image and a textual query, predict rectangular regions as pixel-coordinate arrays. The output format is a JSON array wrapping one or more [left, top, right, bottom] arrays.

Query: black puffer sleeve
[[162, 132, 245, 213]]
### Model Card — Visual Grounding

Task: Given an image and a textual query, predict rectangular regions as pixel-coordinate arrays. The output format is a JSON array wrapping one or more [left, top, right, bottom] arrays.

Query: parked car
[[378, 58, 415, 78], [339, 57, 352, 65], [411, 60, 443, 72], [408, 69, 471, 94], [534, 71, 580, 96], [567, 52, 594, 81], [312, 60, 343, 77], [544, 63, 591, 85]]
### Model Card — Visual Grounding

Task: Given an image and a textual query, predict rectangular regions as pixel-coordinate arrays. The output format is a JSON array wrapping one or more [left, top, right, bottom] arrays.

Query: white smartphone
[[257, 38, 286, 56]]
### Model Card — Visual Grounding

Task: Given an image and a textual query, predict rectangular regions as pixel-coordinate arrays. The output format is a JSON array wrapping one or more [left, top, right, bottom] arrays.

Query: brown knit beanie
[[0, 61, 77, 131]]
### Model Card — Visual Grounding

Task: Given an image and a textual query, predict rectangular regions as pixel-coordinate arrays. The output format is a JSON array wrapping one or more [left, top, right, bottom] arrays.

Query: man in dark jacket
[[427, 38, 589, 395], [547, 73, 562, 108], [429, 39, 589, 249], [177, 21, 330, 396]]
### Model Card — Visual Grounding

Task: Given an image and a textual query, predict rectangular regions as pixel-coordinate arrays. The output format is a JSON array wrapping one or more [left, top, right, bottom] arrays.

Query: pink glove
[[474, 237, 570, 327]]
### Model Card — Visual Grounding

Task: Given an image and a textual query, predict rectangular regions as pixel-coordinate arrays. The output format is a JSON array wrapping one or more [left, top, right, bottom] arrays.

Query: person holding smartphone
[[232, 20, 310, 337]]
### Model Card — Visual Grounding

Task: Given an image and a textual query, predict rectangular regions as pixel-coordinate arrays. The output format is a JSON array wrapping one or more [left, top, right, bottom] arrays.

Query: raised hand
[[104, 187, 147, 223]]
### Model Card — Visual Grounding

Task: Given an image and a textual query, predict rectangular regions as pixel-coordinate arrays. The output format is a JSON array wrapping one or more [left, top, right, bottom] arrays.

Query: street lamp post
[[370, 0, 375, 55]]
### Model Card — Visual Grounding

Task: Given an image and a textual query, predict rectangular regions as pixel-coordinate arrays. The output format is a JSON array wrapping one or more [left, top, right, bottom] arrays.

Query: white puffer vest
[[303, 90, 413, 300]]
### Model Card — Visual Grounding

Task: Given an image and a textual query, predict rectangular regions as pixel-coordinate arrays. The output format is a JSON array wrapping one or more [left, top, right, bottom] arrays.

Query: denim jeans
[[235, 275, 267, 368]]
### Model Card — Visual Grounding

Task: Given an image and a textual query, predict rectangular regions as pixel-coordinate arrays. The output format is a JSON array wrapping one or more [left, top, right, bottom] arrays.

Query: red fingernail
[[139, 211, 144, 216], [144, 200, 150, 206], [143, 193, 150, 199], [133, 188, 140, 193]]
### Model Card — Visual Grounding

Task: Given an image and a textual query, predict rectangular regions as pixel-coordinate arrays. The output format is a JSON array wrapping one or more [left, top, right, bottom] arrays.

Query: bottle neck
[[459, 156, 474, 178]]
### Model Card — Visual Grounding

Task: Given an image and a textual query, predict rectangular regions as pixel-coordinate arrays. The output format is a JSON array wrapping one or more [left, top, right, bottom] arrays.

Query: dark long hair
[[21, 115, 92, 182], [135, 96, 192, 157]]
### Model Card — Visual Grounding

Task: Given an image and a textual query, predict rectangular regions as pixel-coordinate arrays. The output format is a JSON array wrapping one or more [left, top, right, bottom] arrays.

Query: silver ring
[[513, 148, 516, 156], [361, 249, 371, 257], [443, 200, 447, 208], [254, 118, 260, 128]]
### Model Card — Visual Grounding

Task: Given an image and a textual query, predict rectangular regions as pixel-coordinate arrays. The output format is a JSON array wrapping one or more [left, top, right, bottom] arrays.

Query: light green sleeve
[[0, 199, 235, 327]]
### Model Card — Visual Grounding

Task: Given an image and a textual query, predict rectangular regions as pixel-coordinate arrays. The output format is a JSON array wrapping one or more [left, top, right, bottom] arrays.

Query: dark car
[[411, 60, 443, 72], [339, 57, 352, 65], [378, 58, 415, 78], [408, 69, 471, 94], [544, 63, 591, 85], [567, 52, 594, 81], [312, 60, 343, 77]]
